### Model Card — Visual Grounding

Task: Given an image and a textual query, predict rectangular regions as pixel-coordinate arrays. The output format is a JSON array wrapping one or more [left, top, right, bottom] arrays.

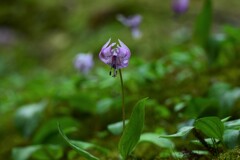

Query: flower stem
[[119, 69, 125, 130]]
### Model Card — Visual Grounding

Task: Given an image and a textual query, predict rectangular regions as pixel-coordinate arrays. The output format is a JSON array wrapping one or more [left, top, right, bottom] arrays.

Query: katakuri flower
[[117, 14, 142, 39], [99, 39, 131, 77], [74, 53, 94, 74], [172, 0, 189, 14]]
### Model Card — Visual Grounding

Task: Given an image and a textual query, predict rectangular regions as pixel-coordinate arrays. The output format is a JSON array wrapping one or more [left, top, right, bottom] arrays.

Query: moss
[[215, 147, 240, 160]]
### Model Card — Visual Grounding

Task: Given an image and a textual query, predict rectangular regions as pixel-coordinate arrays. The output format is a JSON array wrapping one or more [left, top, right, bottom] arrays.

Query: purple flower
[[117, 14, 142, 39], [99, 39, 131, 77], [0, 27, 16, 45], [172, 0, 189, 14], [74, 53, 94, 74]]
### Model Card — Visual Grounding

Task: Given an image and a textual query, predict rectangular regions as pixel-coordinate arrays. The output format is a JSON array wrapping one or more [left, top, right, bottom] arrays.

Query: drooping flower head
[[74, 53, 94, 74], [117, 14, 142, 39], [99, 39, 131, 77], [172, 0, 189, 14]]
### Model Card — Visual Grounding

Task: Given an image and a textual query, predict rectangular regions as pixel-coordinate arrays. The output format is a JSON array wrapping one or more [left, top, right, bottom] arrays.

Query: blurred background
[[0, 0, 240, 159]]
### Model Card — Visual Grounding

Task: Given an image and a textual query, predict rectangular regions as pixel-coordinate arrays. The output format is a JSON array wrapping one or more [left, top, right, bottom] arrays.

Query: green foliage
[[159, 126, 194, 138], [224, 25, 240, 42], [217, 147, 240, 160], [160, 116, 240, 158], [223, 119, 240, 149], [160, 117, 224, 141], [118, 98, 148, 160], [33, 117, 79, 144], [12, 145, 63, 160], [193, 0, 212, 46], [194, 117, 224, 141], [12, 146, 41, 160], [208, 82, 240, 117], [223, 130, 240, 149], [107, 120, 129, 135], [14, 101, 47, 137], [186, 97, 218, 118], [58, 124, 100, 160], [225, 119, 240, 130], [1, 0, 240, 159], [139, 133, 174, 149]]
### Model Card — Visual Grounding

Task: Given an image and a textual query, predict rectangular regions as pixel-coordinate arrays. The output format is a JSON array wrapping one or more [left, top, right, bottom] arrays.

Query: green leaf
[[186, 97, 218, 118], [225, 119, 240, 130], [193, 0, 212, 46], [31, 145, 63, 160], [221, 116, 231, 122], [171, 151, 184, 159], [33, 117, 79, 144], [194, 116, 224, 141], [223, 129, 240, 149], [12, 145, 63, 160], [224, 25, 240, 42], [191, 138, 220, 147], [70, 140, 109, 154], [58, 124, 99, 160], [15, 101, 47, 137], [118, 98, 148, 160], [222, 88, 240, 109], [12, 146, 41, 160], [96, 98, 113, 114], [139, 133, 174, 149], [159, 126, 194, 138], [192, 150, 209, 155], [107, 120, 129, 135]]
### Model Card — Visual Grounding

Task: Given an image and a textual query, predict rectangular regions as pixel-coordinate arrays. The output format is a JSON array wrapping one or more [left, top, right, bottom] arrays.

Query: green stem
[[119, 69, 125, 130]]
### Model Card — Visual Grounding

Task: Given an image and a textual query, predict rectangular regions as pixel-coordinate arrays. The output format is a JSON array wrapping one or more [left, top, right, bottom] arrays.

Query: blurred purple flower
[[0, 27, 16, 45], [117, 14, 142, 39], [99, 39, 131, 77], [74, 53, 94, 74], [172, 0, 189, 14]]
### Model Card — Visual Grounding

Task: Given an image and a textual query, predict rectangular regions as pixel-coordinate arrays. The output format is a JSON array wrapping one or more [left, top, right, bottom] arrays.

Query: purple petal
[[74, 53, 94, 74], [99, 39, 131, 70], [131, 28, 142, 39], [117, 14, 142, 28], [172, 0, 189, 14], [129, 15, 142, 28], [99, 39, 115, 65], [102, 38, 111, 49], [117, 39, 131, 68], [118, 39, 131, 57]]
